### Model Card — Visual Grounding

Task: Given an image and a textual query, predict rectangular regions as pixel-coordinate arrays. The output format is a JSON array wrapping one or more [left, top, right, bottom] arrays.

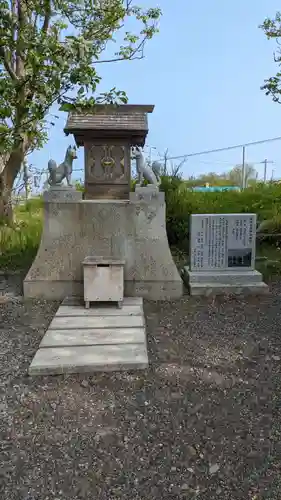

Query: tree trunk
[[0, 177, 14, 224], [0, 144, 26, 224]]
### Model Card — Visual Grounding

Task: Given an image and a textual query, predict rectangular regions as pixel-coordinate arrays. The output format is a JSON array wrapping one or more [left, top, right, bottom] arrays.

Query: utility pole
[[241, 146, 246, 190], [262, 159, 273, 183], [144, 144, 157, 165], [149, 145, 156, 165], [163, 149, 169, 175]]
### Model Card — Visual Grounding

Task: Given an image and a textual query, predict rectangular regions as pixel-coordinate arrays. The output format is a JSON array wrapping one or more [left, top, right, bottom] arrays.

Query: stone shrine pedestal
[[183, 213, 268, 296], [24, 185, 183, 300]]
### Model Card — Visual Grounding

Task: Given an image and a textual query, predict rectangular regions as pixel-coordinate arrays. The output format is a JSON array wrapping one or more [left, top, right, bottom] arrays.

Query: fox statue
[[47, 145, 77, 187], [131, 146, 161, 186]]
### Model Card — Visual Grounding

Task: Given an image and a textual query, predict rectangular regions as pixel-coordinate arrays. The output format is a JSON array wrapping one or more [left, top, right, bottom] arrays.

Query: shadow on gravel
[[1, 275, 281, 499]]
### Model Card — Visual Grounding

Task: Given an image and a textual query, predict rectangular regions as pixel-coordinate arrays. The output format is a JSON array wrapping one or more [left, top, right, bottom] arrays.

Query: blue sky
[[30, 0, 281, 184]]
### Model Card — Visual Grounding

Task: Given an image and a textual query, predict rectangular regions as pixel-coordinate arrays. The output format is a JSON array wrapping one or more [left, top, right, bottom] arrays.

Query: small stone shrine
[[24, 104, 183, 375], [64, 104, 154, 200], [24, 103, 182, 301], [183, 213, 268, 296]]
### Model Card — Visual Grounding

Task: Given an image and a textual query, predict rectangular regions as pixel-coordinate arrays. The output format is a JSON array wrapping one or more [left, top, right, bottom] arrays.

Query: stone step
[[56, 304, 143, 317], [29, 344, 148, 375], [189, 282, 269, 296], [187, 269, 264, 284], [62, 296, 143, 306], [40, 327, 146, 347], [49, 314, 145, 330]]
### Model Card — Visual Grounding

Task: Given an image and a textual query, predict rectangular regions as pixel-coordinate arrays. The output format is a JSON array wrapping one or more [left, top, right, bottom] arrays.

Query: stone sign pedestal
[[183, 213, 268, 296]]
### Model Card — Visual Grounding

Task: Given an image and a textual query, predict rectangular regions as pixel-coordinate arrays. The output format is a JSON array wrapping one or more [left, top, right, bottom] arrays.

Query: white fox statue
[[131, 146, 161, 186]]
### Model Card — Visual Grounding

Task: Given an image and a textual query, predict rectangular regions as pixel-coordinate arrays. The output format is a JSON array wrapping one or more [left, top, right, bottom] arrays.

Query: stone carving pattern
[[87, 144, 126, 182]]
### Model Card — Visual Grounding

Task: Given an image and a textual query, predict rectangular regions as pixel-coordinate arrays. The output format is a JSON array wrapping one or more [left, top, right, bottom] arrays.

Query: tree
[[160, 149, 186, 177], [0, 154, 7, 174], [228, 164, 257, 187], [0, 0, 161, 221], [197, 172, 230, 187], [260, 12, 281, 102], [182, 164, 258, 189]]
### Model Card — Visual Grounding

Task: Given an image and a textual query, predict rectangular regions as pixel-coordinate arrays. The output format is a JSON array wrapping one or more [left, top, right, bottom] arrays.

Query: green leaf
[[0, 123, 9, 132], [59, 103, 74, 112], [261, 11, 281, 103]]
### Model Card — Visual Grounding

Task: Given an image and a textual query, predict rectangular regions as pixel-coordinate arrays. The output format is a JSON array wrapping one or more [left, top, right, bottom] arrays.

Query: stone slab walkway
[[29, 297, 148, 375]]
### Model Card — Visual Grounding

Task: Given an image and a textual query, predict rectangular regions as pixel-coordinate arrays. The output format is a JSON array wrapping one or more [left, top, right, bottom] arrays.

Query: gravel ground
[[1, 274, 281, 499]]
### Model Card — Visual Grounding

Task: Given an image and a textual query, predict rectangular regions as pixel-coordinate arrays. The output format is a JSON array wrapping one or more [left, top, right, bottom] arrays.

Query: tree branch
[[0, 47, 18, 80], [11, 0, 17, 73], [94, 36, 147, 64], [94, 53, 144, 64], [42, 0, 51, 32]]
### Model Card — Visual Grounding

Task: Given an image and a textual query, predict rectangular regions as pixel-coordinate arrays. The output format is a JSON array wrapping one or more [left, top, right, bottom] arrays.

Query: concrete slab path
[[29, 297, 148, 375]]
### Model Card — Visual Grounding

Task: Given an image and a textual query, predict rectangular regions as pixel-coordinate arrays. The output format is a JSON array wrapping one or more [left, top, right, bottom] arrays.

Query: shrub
[[165, 183, 281, 249], [1, 182, 281, 270]]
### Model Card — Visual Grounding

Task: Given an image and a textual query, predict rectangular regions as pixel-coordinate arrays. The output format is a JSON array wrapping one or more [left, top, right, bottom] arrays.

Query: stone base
[[23, 279, 183, 301], [183, 268, 269, 296], [125, 279, 183, 300], [24, 280, 83, 301], [24, 190, 183, 301], [131, 184, 162, 203], [43, 185, 83, 203]]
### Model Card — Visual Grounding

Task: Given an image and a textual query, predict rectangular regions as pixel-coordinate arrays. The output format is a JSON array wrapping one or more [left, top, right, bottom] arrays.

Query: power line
[[164, 135, 281, 161], [178, 158, 276, 167], [28, 135, 281, 187]]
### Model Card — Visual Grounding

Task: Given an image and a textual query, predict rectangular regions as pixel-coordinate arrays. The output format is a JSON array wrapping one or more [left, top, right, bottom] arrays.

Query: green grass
[[0, 199, 43, 270], [255, 243, 281, 280]]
